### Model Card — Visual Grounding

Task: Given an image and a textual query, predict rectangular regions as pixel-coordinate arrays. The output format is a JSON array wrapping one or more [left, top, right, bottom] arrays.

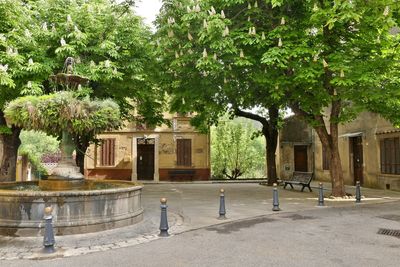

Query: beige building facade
[[85, 113, 211, 182], [279, 112, 400, 191], [278, 116, 314, 181]]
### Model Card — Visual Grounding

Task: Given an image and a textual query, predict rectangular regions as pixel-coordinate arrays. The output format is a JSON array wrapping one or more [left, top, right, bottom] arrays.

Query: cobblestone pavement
[[0, 209, 183, 260], [1, 182, 400, 261]]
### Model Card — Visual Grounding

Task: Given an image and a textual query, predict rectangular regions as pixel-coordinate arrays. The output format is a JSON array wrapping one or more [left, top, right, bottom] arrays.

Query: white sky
[[135, 0, 162, 26]]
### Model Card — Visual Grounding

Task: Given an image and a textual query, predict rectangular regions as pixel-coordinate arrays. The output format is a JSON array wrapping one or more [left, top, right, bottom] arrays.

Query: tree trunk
[[291, 97, 346, 197], [74, 134, 90, 175], [313, 118, 346, 197], [234, 106, 280, 186], [265, 141, 277, 185], [75, 150, 85, 175], [329, 143, 345, 196], [0, 111, 21, 182], [264, 107, 279, 186]]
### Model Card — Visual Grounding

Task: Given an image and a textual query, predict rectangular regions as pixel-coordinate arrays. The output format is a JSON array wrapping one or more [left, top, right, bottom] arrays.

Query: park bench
[[168, 169, 195, 181], [283, 171, 313, 192]]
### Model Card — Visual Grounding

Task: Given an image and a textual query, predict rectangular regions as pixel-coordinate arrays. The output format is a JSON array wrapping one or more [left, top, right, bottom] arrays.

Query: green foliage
[[155, 0, 286, 129], [0, 125, 12, 135], [0, 0, 49, 107], [0, 0, 166, 174], [156, 0, 399, 126], [249, 0, 398, 127], [19, 130, 59, 174], [211, 117, 265, 179], [4, 91, 121, 136]]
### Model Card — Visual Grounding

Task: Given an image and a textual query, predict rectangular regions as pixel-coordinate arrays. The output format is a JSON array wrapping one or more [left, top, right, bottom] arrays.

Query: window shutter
[[185, 139, 192, 166], [380, 137, 400, 175], [177, 139, 192, 166], [100, 139, 115, 166], [395, 137, 400, 174], [389, 138, 395, 174], [322, 146, 330, 170], [380, 139, 385, 173]]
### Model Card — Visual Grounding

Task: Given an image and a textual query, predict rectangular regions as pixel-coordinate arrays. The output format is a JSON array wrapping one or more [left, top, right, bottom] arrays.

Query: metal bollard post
[[355, 181, 361, 203], [318, 183, 324, 206], [272, 183, 280, 211], [43, 206, 56, 253], [159, 198, 169, 237], [218, 189, 226, 219]]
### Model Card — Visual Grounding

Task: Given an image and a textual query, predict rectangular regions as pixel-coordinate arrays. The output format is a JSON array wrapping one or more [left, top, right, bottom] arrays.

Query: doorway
[[294, 145, 308, 172], [137, 138, 155, 180], [350, 136, 364, 185]]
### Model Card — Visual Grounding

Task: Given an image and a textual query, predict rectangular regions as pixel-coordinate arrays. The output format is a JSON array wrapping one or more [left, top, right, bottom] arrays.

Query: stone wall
[[85, 114, 211, 181], [313, 112, 400, 190]]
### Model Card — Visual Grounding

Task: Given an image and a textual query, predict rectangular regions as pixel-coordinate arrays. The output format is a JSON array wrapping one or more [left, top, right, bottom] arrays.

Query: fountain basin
[[0, 180, 143, 236]]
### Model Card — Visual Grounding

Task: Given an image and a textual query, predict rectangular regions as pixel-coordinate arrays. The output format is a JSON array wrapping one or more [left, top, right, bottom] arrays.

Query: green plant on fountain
[[4, 57, 121, 184]]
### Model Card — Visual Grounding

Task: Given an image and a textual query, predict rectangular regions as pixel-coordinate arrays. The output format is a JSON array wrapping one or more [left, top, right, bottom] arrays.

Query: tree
[[0, 0, 50, 181], [155, 0, 286, 185], [0, 0, 164, 178], [253, 1, 398, 196], [211, 117, 265, 179], [19, 130, 60, 174]]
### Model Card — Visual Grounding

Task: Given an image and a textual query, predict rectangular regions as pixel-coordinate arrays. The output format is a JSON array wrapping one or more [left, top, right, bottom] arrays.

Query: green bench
[[283, 171, 313, 192]]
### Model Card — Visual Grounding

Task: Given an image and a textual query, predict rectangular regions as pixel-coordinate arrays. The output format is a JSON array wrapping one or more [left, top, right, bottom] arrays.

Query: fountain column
[[51, 130, 84, 180]]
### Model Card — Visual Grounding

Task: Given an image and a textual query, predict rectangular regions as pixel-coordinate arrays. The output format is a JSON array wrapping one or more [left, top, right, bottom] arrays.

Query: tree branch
[[234, 108, 269, 128], [289, 102, 331, 147], [288, 102, 313, 122]]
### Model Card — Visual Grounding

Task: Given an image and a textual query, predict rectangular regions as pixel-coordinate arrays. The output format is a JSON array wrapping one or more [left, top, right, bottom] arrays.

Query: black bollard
[[272, 183, 280, 211], [159, 198, 169, 237], [43, 206, 56, 253], [318, 183, 324, 206], [218, 189, 226, 219], [355, 181, 361, 203]]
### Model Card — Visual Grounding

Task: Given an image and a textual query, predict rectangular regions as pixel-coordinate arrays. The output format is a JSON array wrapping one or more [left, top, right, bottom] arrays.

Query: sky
[[135, 0, 162, 27]]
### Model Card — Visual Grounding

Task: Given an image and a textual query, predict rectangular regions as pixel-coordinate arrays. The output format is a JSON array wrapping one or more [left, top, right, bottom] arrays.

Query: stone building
[[85, 113, 210, 182], [278, 116, 314, 181], [278, 112, 400, 191]]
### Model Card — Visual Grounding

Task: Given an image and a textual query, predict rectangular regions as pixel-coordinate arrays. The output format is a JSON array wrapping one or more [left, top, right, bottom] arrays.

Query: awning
[[376, 129, 400, 135], [339, 132, 363, 138]]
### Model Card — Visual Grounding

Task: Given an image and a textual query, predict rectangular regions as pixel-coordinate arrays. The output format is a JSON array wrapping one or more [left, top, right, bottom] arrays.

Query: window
[[177, 139, 192, 166], [380, 137, 400, 174], [322, 146, 330, 170], [100, 139, 115, 166]]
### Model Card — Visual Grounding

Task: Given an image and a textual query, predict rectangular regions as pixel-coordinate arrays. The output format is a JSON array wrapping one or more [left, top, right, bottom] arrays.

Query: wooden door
[[351, 136, 364, 185], [137, 139, 155, 180], [294, 145, 308, 172]]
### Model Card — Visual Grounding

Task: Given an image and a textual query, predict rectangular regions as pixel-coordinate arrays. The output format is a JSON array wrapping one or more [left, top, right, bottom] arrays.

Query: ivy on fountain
[[4, 92, 121, 137]]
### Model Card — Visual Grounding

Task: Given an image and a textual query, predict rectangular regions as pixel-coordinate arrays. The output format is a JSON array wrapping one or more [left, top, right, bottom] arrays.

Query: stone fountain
[[0, 58, 143, 236], [40, 57, 86, 191]]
